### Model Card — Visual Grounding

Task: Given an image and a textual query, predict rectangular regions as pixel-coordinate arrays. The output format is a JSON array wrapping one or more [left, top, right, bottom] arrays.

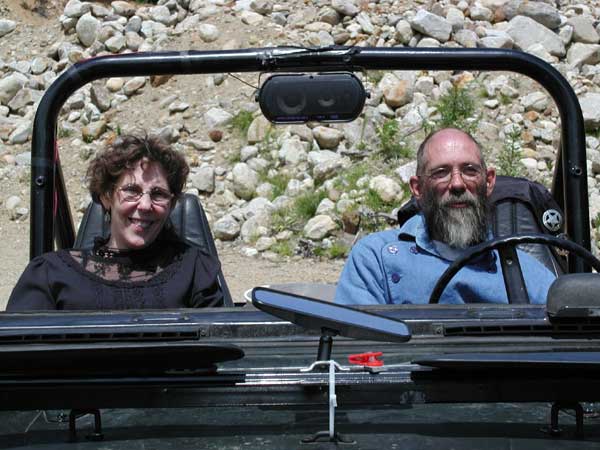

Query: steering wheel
[[428, 233, 600, 304]]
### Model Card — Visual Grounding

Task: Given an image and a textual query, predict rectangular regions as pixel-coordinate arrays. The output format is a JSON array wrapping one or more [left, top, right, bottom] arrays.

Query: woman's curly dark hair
[[87, 134, 189, 201]]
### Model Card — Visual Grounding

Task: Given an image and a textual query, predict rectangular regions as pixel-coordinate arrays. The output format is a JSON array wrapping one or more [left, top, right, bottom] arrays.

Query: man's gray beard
[[421, 184, 488, 249]]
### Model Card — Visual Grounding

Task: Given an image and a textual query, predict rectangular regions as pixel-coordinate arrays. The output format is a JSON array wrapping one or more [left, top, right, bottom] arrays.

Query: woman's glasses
[[117, 184, 173, 206]]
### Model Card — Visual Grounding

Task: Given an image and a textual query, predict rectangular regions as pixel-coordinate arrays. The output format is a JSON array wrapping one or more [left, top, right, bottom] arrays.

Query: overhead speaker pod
[[258, 73, 366, 124]]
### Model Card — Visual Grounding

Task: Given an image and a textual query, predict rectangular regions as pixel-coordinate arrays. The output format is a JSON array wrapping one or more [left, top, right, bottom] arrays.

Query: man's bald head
[[416, 128, 485, 176]]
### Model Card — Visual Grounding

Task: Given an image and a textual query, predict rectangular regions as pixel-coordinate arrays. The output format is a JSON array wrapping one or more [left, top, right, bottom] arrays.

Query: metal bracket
[[300, 360, 354, 444], [542, 401, 584, 439], [68, 409, 104, 442]]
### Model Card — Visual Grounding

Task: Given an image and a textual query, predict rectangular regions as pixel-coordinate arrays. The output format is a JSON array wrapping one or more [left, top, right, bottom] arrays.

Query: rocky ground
[[2, 0, 600, 308]]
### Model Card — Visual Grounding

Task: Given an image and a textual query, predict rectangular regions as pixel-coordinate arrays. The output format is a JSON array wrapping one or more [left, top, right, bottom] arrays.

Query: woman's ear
[[99, 192, 112, 212]]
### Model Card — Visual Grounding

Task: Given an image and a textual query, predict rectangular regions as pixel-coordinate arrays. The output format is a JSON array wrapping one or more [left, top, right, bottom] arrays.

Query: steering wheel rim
[[428, 233, 600, 304]]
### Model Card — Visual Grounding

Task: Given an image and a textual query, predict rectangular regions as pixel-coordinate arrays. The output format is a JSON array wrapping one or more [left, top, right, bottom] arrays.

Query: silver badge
[[542, 209, 562, 233], [387, 245, 399, 254]]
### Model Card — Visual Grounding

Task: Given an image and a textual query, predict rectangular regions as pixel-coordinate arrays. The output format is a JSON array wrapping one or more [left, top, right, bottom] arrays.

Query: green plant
[[225, 149, 241, 164], [333, 163, 369, 192], [83, 135, 94, 144], [58, 127, 72, 138], [434, 84, 478, 133], [363, 189, 394, 213], [497, 125, 524, 177], [230, 110, 254, 137], [367, 70, 384, 84], [327, 241, 349, 259], [270, 207, 301, 234], [265, 173, 291, 200], [294, 190, 327, 221], [271, 240, 294, 257], [499, 92, 512, 106], [376, 119, 412, 161]]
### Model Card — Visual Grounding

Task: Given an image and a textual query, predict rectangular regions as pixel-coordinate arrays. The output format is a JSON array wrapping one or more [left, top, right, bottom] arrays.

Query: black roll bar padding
[[31, 47, 590, 272]]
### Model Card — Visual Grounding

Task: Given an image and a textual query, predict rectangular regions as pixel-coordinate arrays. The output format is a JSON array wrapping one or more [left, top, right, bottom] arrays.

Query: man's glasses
[[422, 164, 483, 185], [117, 184, 173, 206]]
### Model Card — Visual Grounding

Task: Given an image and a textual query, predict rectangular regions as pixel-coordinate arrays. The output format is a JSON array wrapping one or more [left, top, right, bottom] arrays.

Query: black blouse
[[6, 236, 223, 311]]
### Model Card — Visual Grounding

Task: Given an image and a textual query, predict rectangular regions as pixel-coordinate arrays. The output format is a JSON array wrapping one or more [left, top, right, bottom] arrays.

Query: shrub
[[497, 125, 524, 177], [376, 119, 412, 160], [433, 84, 479, 133], [294, 190, 327, 221], [230, 110, 254, 137]]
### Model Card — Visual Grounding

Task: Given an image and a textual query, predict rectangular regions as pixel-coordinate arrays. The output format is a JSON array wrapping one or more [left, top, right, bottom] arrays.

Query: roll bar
[[30, 47, 590, 272]]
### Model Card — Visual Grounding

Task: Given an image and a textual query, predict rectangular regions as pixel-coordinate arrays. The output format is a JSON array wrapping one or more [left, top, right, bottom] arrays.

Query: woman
[[6, 134, 224, 310]]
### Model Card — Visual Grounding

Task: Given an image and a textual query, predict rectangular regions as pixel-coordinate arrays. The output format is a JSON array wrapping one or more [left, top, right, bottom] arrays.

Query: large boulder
[[0, 20, 16, 38], [76, 13, 100, 47], [409, 9, 452, 43], [567, 15, 600, 44], [232, 163, 259, 200], [0, 73, 28, 106], [303, 215, 338, 240], [506, 15, 565, 57], [579, 93, 600, 130]]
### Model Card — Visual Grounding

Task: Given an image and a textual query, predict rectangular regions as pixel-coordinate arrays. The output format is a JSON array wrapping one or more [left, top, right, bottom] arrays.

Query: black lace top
[[6, 234, 223, 311]]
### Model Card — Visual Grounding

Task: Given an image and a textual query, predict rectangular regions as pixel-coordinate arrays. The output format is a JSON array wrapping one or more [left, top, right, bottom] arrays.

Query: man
[[335, 128, 556, 305]]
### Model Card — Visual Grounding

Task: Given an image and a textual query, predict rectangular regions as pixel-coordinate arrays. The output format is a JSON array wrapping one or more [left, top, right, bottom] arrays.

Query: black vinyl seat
[[74, 194, 234, 306]]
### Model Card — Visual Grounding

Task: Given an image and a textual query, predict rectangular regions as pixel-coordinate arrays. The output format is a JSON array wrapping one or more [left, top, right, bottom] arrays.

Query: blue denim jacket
[[335, 214, 556, 305]]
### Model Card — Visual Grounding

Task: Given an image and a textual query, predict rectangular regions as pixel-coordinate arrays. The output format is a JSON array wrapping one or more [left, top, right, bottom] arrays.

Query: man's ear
[[409, 175, 422, 200], [485, 167, 496, 197]]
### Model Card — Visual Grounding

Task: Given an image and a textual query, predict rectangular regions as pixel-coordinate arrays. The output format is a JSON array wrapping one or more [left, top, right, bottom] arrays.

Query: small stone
[[90, 82, 112, 112], [410, 9, 452, 43], [198, 24, 219, 42], [76, 13, 100, 47], [9, 122, 32, 144], [369, 175, 402, 202], [250, 0, 272, 15], [82, 120, 107, 142], [0, 20, 16, 38], [5, 195, 21, 210], [256, 236, 276, 252], [304, 215, 337, 240], [331, 0, 359, 17], [15, 152, 31, 166], [190, 166, 215, 193], [105, 34, 126, 53], [204, 107, 233, 129], [106, 77, 124, 92], [312, 126, 343, 149], [213, 215, 241, 241], [168, 101, 190, 113], [241, 10, 263, 25], [111, 1, 136, 17], [188, 140, 214, 151], [247, 116, 272, 144], [232, 162, 258, 200], [208, 129, 223, 142], [568, 15, 600, 44], [123, 77, 146, 96]]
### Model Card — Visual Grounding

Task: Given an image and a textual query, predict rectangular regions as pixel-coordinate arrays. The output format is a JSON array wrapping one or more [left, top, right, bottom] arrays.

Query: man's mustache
[[439, 192, 479, 209]]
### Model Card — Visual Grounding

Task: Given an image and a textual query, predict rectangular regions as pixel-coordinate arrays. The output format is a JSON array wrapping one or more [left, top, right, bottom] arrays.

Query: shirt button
[[410, 246, 418, 254], [391, 273, 400, 283]]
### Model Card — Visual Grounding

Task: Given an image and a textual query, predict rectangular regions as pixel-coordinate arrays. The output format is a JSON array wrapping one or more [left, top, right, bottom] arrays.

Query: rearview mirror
[[251, 287, 410, 342]]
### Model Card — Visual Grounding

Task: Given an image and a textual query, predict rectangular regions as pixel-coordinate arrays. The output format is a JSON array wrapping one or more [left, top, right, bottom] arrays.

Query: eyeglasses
[[117, 184, 173, 206], [422, 164, 483, 185]]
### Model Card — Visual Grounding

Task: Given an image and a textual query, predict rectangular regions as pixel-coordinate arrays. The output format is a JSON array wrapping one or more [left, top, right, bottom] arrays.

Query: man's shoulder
[[354, 215, 421, 249]]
